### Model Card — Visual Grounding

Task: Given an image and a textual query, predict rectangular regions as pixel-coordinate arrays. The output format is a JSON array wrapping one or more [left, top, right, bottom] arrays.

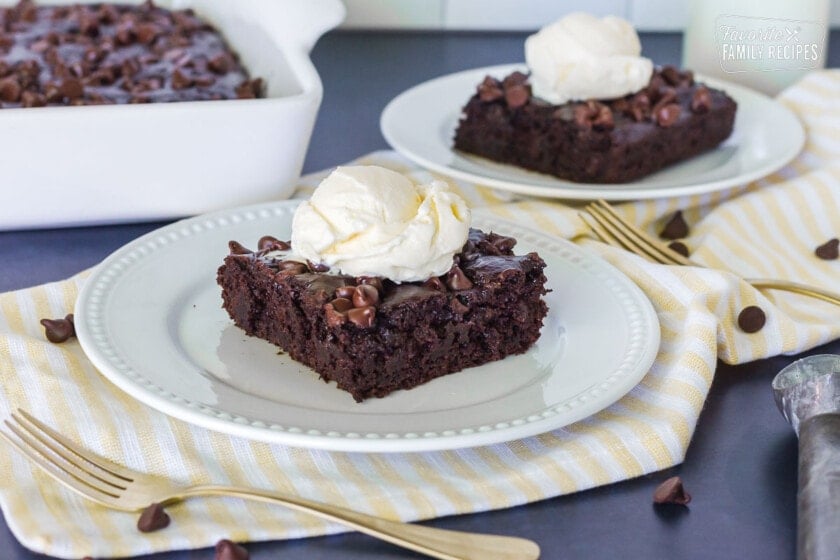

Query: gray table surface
[[1, 30, 839, 560]]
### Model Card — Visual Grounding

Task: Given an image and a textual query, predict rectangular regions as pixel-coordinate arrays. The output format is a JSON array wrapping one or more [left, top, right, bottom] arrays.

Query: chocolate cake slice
[[453, 66, 737, 183], [217, 229, 548, 402]]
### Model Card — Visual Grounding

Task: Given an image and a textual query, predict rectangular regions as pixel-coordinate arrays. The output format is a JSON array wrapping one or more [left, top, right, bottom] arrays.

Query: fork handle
[[746, 278, 840, 307], [178, 485, 540, 560]]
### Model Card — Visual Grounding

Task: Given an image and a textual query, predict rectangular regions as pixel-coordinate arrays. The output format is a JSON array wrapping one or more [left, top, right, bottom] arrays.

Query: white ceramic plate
[[75, 201, 660, 453], [380, 63, 805, 201]]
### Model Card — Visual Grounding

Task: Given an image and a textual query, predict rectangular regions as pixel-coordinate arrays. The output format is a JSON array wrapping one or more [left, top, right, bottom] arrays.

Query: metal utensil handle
[[797, 414, 840, 560]]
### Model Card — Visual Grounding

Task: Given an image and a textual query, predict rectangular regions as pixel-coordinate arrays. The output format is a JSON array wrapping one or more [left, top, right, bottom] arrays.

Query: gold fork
[[0, 410, 540, 560], [581, 199, 840, 307]]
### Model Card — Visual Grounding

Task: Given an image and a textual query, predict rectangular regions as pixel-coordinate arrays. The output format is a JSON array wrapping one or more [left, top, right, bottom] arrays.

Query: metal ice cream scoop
[[772, 354, 840, 560]]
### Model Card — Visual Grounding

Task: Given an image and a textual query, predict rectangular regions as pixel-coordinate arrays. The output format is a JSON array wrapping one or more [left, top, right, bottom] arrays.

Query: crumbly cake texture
[[453, 66, 737, 184], [0, 0, 263, 108], [217, 229, 549, 402]]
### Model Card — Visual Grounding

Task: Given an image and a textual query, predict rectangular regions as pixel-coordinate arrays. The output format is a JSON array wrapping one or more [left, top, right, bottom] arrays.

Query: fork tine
[[583, 204, 671, 264], [592, 200, 693, 266], [17, 409, 134, 482], [0, 422, 124, 508], [578, 212, 622, 246]]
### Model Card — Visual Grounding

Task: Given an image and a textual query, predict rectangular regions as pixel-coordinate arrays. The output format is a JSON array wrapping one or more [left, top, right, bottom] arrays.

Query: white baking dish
[[0, 0, 344, 230]]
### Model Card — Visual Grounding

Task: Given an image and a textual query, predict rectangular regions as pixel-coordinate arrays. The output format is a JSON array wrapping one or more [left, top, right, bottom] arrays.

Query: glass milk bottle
[[682, 0, 829, 95]]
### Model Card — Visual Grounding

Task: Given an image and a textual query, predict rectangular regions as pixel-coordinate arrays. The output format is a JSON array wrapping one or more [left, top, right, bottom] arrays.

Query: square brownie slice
[[217, 229, 548, 402], [453, 66, 737, 183]]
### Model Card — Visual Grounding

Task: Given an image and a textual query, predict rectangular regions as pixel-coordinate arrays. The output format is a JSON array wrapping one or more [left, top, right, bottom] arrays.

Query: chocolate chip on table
[[815, 238, 839, 260], [737, 305, 766, 333], [667, 240, 690, 258], [215, 539, 250, 560], [659, 210, 689, 240], [40, 314, 75, 343], [653, 476, 692, 505], [137, 502, 170, 533]]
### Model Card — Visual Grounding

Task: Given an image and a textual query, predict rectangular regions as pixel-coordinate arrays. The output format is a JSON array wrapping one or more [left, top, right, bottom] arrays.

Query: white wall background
[[340, 0, 840, 31]]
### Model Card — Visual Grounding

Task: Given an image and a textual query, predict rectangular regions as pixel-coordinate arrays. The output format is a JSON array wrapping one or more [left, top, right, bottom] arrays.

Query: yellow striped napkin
[[2, 70, 840, 558]]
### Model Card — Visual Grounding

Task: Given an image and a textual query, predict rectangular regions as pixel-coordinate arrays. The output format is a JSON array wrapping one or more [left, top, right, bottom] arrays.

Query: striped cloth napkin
[[1, 70, 839, 559]]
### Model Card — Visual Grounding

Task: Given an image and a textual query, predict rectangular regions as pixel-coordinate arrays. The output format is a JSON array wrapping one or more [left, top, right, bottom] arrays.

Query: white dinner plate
[[380, 63, 805, 201], [75, 201, 660, 453]]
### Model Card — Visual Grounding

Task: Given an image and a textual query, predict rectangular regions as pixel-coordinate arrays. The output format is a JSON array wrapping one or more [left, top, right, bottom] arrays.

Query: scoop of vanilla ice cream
[[525, 12, 653, 104], [290, 166, 471, 282]]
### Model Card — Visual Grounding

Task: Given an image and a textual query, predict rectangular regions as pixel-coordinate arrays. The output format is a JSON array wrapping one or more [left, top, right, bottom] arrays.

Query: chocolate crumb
[[40, 314, 75, 343], [660, 211, 689, 240], [667, 240, 690, 258], [815, 238, 839, 260], [215, 539, 249, 560], [737, 305, 766, 333], [653, 476, 691, 505], [137, 502, 170, 533]]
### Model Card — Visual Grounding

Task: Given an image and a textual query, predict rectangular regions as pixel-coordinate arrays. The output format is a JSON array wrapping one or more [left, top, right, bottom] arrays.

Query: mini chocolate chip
[[334, 286, 356, 300], [215, 539, 249, 560], [308, 261, 330, 273], [737, 305, 766, 333], [357, 276, 384, 293], [137, 503, 170, 532], [257, 235, 290, 252], [276, 260, 308, 275], [228, 240, 252, 255], [208, 53, 232, 74], [654, 103, 681, 127], [504, 84, 529, 108], [40, 314, 75, 343], [629, 92, 651, 122], [0, 76, 21, 102], [60, 78, 84, 100], [660, 65, 682, 86], [690, 86, 712, 114], [502, 71, 528, 89], [653, 476, 691, 505], [171, 69, 192, 90], [591, 103, 614, 130], [450, 297, 469, 315], [815, 238, 839, 260], [352, 284, 379, 308], [573, 102, 597, 129], [477, 76, 503, 102], [347, 306, 376, 328], [667, 240, 690, 258], [135, 23, 159, 45], [660, 211, 689, 240], [446, 266, 473, 291], [331, 297, 353, 313], [422, 277, 445, 292]]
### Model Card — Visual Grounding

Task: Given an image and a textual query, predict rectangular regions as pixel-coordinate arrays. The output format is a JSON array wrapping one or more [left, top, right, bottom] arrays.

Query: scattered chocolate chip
[[137, 502, 170, 533], [815, 238, 839, 260], [334, 286, 356, 300], [422, 277, 445, 292], [653, 476, 691, 505], [659, 211, 689, 240], [347, 306, 376, 328], [446, 266, 474, 291], [654, 103, 681, 127], [228, 240, 252, 255], [330, 297, 353, 313], [40, 314, 75, 343], [257, 235, 290, 252], [737, 305, 766, 333], [352, 284, 379, 308], [690, 86, 712, 114], [667, 240, 690, 258], [215, 539, 249, 560], [504, 84, 529, 108]]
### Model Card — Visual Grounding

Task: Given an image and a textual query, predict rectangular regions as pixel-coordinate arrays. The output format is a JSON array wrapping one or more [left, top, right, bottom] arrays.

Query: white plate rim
[[380, 63, 805, 201], [74, 201, 660, 453]]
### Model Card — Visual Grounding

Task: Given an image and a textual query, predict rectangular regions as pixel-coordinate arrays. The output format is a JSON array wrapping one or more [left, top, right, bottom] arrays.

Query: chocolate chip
[[352, 284, 379, 308], [137, 503, 170, 532], [653, 87, 677, 109], [171, 69, 192, 90], [324, 303, 347, 327], [574, 100, 613, 130], [667, 241, 690, 257], [257, 235, 290, 252], [215, 539, 249, 560], [628, 92, 651, 122], [275, 260, 308, 275], [591, 103, 614, 130], [347, 306, 376, 328], [504, 84, 529, 108], [308, 261, 330, 273], [654, 103, 681, 127], [660, 65, 682, 87], [228, 240, 252, 255], [422, 277, 445, 292], [450, 297, 469, 315], [502, 71, 528, 89], [653, 476, 691, 505], [332, 285, 354, 300], [235, 78, 262, 99], [446, 266, 473, 291], [659, 211, 689, 240], [60, 78, 84, 100], [737, 305, 766, 333], [815, 238, 839, 260], [477, 76, 503, 102], [357, 276, 384, 293], [135, 23, 159, 45], [0, 76, 21, 102], [40, 314, 75, 343], [690, 86, 712, 114], [331, 297, 353, 313], [208, 53, 232, 74], [20, 90, 45, 107]]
